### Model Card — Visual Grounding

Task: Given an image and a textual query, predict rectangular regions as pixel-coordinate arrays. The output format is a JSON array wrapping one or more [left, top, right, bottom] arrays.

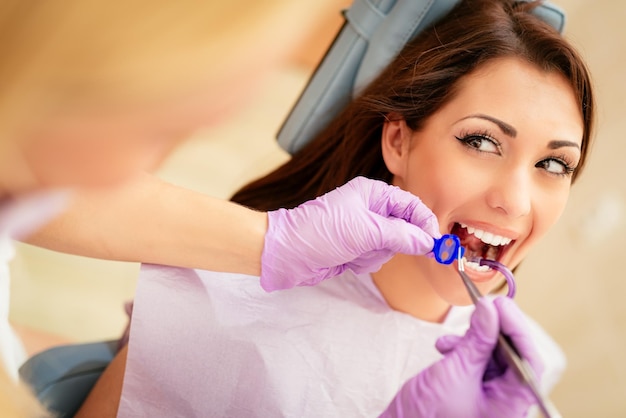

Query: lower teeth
[[464, 259, 491, 272]]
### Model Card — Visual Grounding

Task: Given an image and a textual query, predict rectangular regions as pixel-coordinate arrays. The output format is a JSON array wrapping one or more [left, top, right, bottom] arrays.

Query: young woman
[[80, 0, 595, 416]]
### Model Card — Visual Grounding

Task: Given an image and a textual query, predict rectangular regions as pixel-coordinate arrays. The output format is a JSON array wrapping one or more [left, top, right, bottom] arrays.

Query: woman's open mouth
[[450, 222, 515, 274]]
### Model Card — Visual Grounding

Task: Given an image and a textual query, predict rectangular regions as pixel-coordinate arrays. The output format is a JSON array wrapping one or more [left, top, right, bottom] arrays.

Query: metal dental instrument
[[432, 234, 562, 418]]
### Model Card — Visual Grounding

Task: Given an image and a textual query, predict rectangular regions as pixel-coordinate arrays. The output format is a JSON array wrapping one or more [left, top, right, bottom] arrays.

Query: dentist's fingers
[[362, 177, 441, 238], [373, 215, 436, 256]]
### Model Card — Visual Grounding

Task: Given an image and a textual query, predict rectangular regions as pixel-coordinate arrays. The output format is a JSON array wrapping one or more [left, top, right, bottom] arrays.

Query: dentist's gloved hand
[[260, 176, 439, 291], [380, 297, 544, 418]]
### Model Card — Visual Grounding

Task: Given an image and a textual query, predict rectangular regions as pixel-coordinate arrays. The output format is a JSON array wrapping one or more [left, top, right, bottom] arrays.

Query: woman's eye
[[455, 134, 500, 154], [536, 158, 575, 177]]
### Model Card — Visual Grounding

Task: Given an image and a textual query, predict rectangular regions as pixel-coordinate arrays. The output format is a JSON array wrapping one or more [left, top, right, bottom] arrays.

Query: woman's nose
[[485, 167, 532, 218]]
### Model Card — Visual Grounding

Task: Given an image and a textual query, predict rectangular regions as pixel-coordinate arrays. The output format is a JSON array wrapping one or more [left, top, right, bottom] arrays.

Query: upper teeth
[[459, 223, 512, 246]]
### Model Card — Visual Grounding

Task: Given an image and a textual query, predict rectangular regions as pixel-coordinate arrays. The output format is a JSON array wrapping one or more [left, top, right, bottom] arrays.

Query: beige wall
[[10, 1, 626, 416]]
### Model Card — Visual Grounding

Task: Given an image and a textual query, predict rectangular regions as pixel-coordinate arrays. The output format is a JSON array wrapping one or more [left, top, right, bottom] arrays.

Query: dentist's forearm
[[25, 172, 267, 275]]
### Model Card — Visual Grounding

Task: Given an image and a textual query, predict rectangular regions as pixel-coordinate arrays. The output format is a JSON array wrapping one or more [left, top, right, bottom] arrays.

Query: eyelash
[[537, 154, 577, 178], [454, 129, 501, 153], [454, 130, 577, 178]]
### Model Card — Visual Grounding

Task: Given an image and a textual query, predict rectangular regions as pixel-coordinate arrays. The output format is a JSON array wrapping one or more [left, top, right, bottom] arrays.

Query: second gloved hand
[[260, 176, 439, 291], [379, 297, 545, 418]]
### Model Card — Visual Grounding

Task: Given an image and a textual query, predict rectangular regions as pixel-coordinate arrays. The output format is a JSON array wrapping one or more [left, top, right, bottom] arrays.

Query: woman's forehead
[[439, 57, 584, 144]]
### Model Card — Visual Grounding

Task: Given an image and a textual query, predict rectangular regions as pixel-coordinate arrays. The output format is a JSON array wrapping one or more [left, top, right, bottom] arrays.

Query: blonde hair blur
[[0, 0, 315, 136]]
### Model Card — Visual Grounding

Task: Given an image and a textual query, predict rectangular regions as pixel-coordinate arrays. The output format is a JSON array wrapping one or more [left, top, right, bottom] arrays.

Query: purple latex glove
[[380, 297, 544, 418], [260, 176, 439, 291]]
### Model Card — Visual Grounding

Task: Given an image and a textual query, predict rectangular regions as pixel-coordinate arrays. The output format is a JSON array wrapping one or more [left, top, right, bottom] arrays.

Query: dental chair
[[18, 1, 565, 416], [19, 340, 118, 417]]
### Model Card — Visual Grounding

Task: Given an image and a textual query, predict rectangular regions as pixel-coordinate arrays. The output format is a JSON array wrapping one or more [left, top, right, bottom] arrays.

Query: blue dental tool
[[432, 234, 561, 418], [432, 234, 464, 265]]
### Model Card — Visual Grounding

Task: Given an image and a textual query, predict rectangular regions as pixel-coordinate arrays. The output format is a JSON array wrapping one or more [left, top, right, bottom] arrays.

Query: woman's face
[[382, 57, 584, 306]]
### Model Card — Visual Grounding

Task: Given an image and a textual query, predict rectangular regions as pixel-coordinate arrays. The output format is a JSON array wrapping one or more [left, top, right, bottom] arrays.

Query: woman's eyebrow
[[458, 114, 581, 149], [548, 140, 580, 150], [459, 114, 517, 137]]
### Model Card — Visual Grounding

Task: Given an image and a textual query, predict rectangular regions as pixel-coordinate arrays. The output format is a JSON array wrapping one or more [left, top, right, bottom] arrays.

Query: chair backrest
[[19, 340, 118, 418], [277, 0, 565, 155]]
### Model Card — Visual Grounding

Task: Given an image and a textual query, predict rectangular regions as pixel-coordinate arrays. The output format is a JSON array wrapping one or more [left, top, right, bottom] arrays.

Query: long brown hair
[[232, 0, 595, 211]]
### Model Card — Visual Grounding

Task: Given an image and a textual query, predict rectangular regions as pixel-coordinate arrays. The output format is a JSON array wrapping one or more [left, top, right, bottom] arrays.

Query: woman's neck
[[371, 254, 452, 323]]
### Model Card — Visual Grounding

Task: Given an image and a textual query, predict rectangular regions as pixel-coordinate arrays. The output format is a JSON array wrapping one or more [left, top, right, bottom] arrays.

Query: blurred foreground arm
[[27, 175, 439, 287], [26, 171, 268, 276]]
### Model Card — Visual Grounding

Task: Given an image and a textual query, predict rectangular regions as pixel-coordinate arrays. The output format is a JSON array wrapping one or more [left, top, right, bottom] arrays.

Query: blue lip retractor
[[432, 234, 465, 265]]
